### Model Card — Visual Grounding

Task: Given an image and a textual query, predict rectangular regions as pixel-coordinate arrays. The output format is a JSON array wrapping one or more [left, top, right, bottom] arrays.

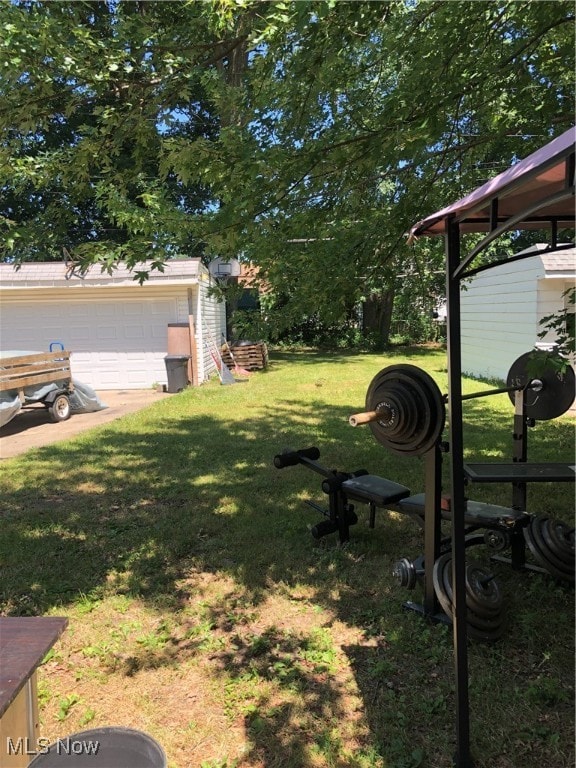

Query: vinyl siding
[[197, 276, 227, 381], [461, 256, 543, 380]]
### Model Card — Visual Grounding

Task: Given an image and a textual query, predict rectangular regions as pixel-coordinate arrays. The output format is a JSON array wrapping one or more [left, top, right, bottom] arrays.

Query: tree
[[0, 1, 240, 267], [199, 0, 574, 344], [1, 1, 574, 343]]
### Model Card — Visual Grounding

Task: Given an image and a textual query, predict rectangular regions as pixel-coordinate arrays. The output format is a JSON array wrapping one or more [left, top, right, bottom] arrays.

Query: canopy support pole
[[446, 217, 474, 768]]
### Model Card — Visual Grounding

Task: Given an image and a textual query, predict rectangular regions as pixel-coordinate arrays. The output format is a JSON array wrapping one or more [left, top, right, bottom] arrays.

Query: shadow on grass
[[1, 382, 572, 615], [1, 398, 430, 614], [270, 345, 447, 366], [0, 350, 573, 768]]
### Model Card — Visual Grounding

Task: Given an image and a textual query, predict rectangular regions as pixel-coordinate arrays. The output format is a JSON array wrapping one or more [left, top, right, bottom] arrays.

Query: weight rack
[[407, 129, 575, 767], [276, 128, 576, 767], [274, 365, 575, 637]]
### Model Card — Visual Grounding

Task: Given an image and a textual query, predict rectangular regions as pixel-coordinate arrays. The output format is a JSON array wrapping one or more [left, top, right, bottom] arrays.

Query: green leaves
[[0, 0, 573, 341]]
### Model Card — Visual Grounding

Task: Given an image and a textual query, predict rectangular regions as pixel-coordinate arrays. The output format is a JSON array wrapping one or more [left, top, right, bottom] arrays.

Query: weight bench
[[274, 447, 411, 543], [274, 445, 538, 573], [341, 484, 529, 565], [274, 446, 574, 584], [341, 480, 529, 532], [274, 447, 527, 543], [340, 475, 411, 528], [397, 493, 527, 529]]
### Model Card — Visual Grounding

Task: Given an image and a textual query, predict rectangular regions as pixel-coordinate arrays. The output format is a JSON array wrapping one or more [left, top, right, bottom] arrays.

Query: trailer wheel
[[49, 394, 71, 422]]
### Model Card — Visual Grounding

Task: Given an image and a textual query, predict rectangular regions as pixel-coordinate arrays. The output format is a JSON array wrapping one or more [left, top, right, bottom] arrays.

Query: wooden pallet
[[221, 343, 268, 371]]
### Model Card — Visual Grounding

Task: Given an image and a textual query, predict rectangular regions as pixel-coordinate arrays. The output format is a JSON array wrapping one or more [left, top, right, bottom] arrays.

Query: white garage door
[[1, 297, 179, 389]]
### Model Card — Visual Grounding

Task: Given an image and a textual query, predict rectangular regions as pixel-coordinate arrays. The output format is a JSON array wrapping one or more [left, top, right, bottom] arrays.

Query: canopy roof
[[409, 127, 575, 240]]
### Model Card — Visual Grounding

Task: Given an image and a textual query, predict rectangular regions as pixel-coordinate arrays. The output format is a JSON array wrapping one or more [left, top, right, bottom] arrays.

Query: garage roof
[[0, 258, 204, 289], [502, 243, 575, 277]]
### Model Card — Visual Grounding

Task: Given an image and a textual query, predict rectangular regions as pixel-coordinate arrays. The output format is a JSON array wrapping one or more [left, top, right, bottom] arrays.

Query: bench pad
[[341, 475, 411, 506], [398, 493, 527, 527]]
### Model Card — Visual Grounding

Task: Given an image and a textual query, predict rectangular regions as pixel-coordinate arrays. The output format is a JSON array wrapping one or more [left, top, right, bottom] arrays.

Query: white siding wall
[[461, 256, 545, 380], [537, 277, 573, 348], [197, 274, 227, 381]]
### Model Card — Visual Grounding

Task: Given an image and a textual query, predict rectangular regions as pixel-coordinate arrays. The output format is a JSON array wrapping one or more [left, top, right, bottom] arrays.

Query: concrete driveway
[[0, 389, 173, 460]]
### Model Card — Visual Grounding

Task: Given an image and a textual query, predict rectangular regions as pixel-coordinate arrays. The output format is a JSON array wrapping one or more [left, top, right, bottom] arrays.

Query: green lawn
[[1, 347, 574, 768]]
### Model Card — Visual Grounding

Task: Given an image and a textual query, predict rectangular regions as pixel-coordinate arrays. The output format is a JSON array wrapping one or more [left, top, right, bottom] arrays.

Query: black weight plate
[[530, 517, 571, 572], [433, 555, 504, 642], [540, 518, 575, 571], [366, 365, 445, 456], [542, 518, 575, 564], [523, 518, 549, 567], [466, 608, 504, 633], [391, 379, 433, 454], [408, 366, 445, 451], [374, 387, 418, 439], [464, 565, 503, 617], [531, 517, 575, 583], [441, 554, 474, 621], [441, 554, 453, 603], [538, 537, 575, 575], [368, 376, 426, 453], [525, 518, 574, 582], [483, 529, 510, 552], [506, 352, 576, 420], [392, 557, 417, 589], [465, 588, 503, 619], [467, 620, 505, 643], [440, 556, 504, 642], [432, 553, 453, 618]]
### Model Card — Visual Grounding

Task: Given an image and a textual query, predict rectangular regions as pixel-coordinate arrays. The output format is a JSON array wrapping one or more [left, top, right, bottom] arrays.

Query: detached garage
[[0, 259, 226, 390], [461, 244, 575, 381]]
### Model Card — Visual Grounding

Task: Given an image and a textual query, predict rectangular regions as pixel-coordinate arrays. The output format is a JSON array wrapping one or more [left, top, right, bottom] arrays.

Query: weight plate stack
[[392, 557, 418, 590], [523, 516, 575, 584], [432, 553, 505, 642], [365, 364, 445, 456]]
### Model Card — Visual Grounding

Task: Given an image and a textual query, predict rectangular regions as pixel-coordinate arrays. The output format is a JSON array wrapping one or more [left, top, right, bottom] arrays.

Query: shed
[[461, 243, 575, 380], [0, 259, 226, 390]]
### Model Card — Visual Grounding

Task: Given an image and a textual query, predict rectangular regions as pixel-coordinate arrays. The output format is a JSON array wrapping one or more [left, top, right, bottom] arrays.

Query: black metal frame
[[276, 345, 574, 766], [275, 134, 575, 765], [443, 143, 575, 766]]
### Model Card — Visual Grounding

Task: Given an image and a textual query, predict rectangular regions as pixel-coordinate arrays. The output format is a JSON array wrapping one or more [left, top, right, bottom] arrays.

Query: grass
[[0, 346, 574, 768]]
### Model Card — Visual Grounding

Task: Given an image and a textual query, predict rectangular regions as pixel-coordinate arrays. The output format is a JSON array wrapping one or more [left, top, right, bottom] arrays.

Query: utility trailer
[[0, 350, 74, 423]]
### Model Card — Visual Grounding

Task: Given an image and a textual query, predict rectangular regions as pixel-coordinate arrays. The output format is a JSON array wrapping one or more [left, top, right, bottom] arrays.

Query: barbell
[[349, 353, 575, 456], [350, 364, 445, 456]]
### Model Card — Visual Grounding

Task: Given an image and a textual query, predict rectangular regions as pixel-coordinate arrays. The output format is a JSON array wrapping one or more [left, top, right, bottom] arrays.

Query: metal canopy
[[407, 127, 575, 768], [409, 126, 575, 239]]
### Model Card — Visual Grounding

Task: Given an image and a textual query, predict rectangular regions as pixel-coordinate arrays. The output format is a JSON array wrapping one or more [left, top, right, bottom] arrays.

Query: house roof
[[540, 246, 575, 275], [509, 243, 575, 274], [409, 127, 575, 239], [0, 258, 204, 289]]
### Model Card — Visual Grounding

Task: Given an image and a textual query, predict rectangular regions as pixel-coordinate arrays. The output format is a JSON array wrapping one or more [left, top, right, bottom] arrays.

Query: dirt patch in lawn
[[38, 574, 376, 768]]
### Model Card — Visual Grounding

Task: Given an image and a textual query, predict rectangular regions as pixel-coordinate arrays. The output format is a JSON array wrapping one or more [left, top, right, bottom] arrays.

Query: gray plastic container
[[28, 727, 166, 767], [164, 354, 189, 393]]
